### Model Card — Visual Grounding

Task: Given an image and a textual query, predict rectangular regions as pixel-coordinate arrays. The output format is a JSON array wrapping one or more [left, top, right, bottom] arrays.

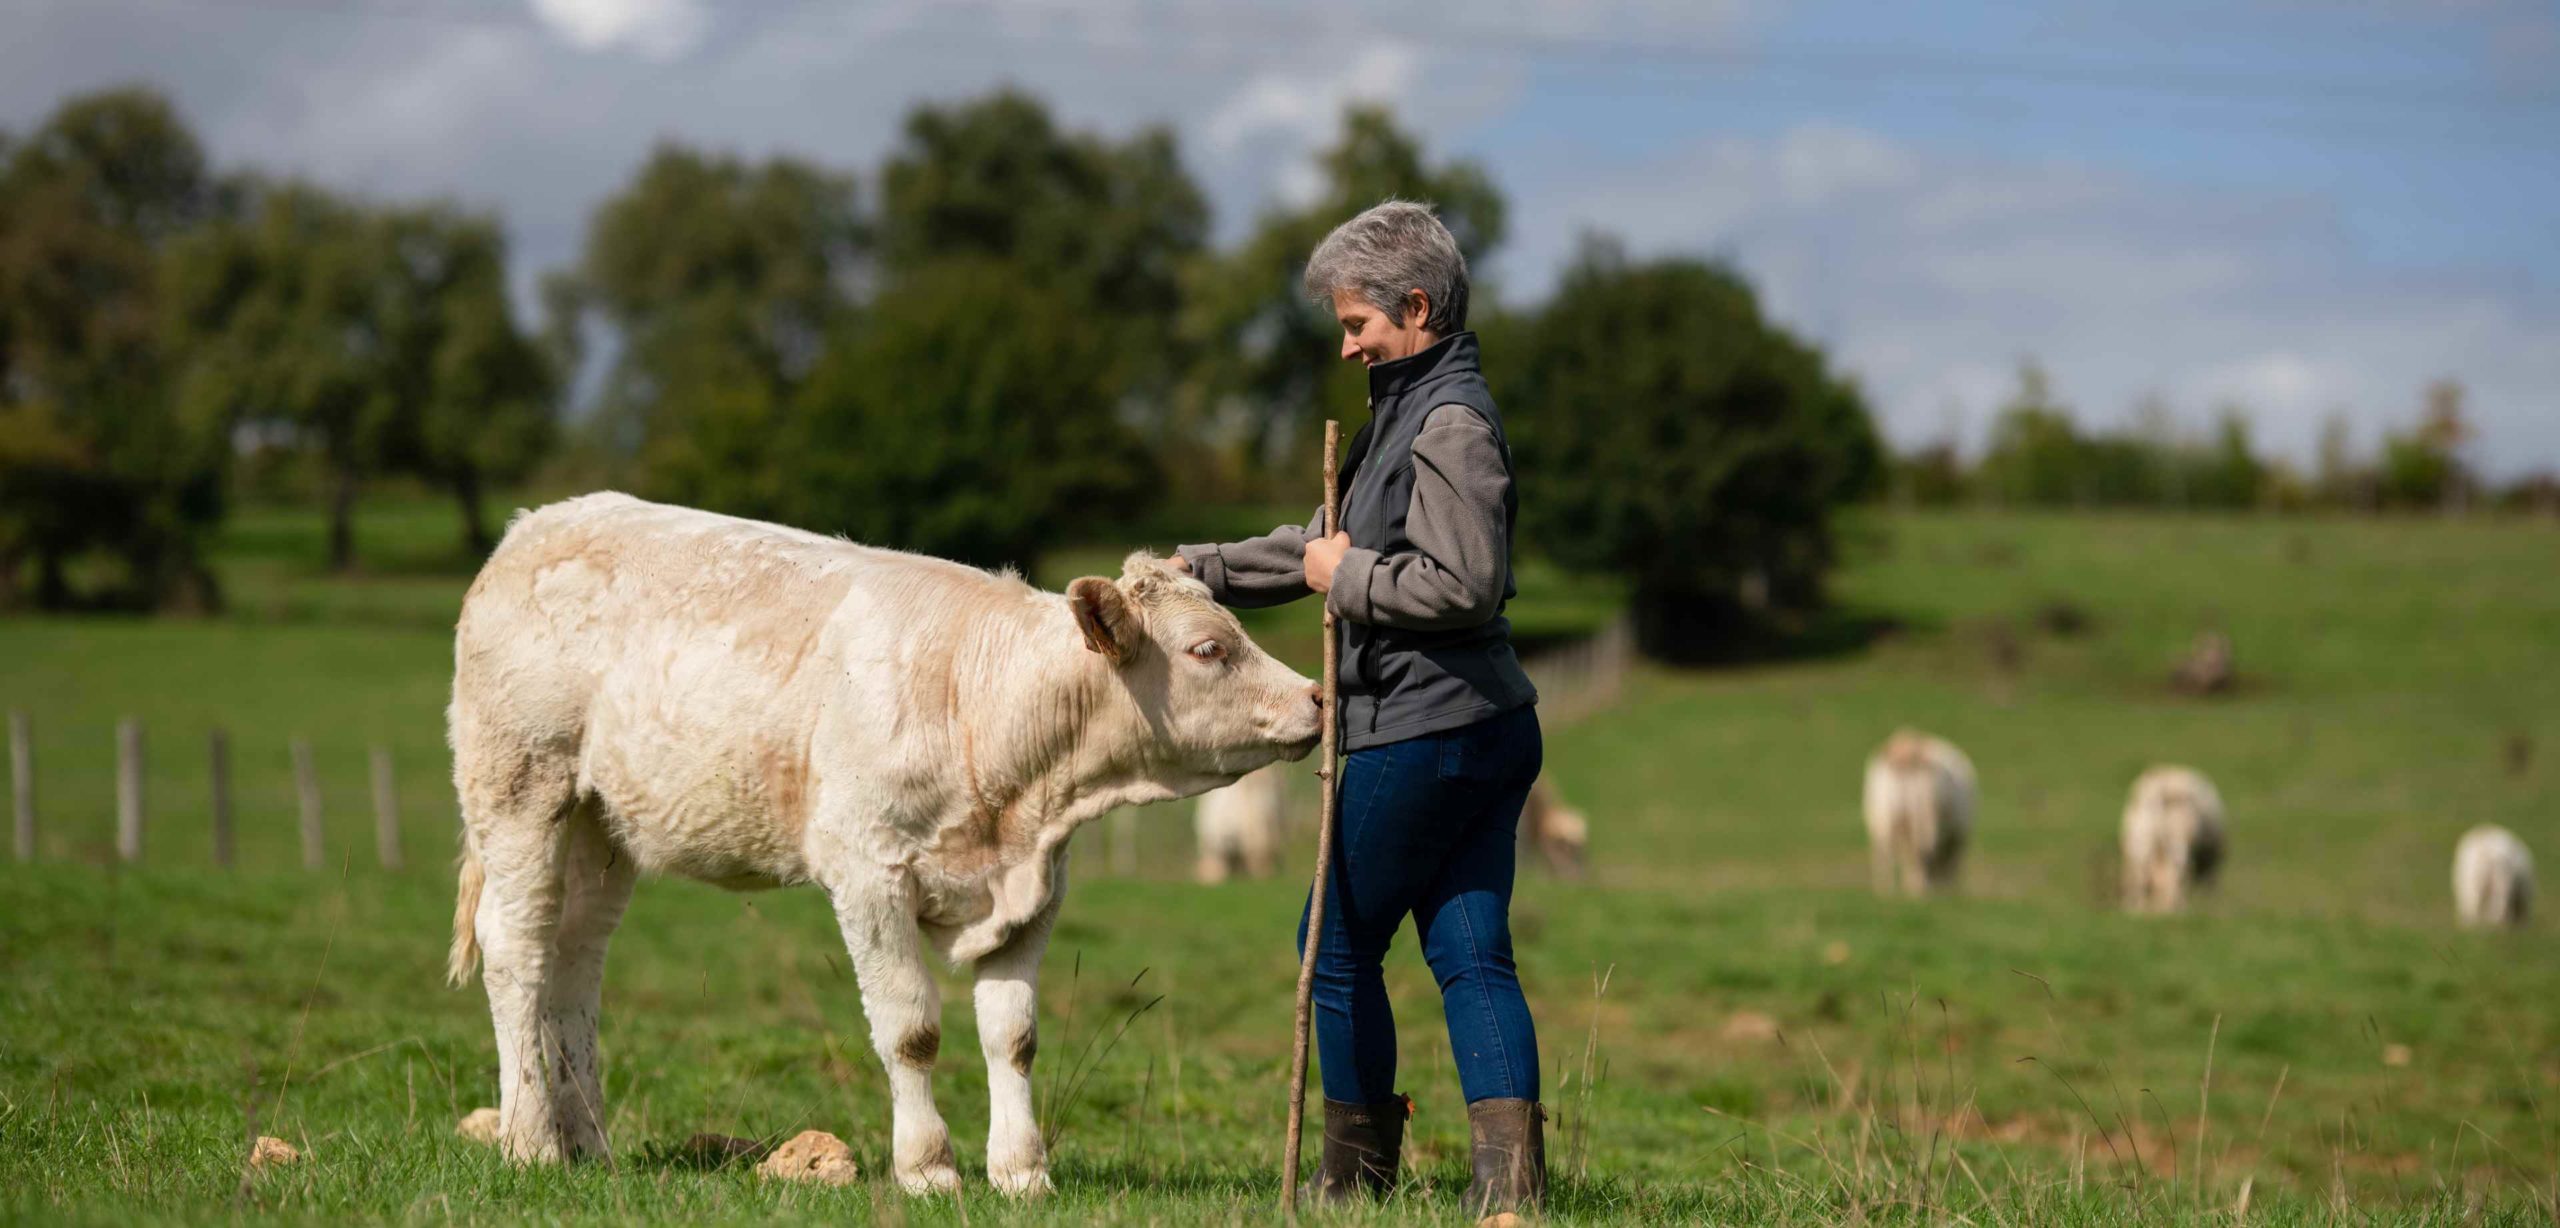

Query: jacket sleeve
[[1327, 404, 1512, 631], [1176, 505, 1326, 609]]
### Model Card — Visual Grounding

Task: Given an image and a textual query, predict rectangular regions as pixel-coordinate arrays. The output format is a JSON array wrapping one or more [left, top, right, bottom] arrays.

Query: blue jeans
[[1298, 703, 1543, 1106]]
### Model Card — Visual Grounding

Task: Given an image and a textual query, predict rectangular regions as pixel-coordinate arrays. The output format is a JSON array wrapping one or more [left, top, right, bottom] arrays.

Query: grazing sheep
[[2120, 766, 2226, 913], [2452, 825, 2534, 929], [1193, 767, 1291, 884], [1862, 730, 1976, 896], [1518, 776, 1589, 879]]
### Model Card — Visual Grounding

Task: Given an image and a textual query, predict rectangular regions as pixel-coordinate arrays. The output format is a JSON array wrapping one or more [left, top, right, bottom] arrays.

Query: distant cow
[[1519, 776, 1590, 879], [2120, 766, 2226, 913], [2452, 824, 2534, 929], [445, 494, 1319, 1195], [1862, 730, 1975, 896], [1194, 766, 1290, 883]]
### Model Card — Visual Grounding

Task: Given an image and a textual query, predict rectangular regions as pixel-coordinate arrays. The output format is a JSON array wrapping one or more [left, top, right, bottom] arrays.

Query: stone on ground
[[757, 1129, 859, 1185], [456, 1107, 500, 1145], [248, 1136, 301, 1168]]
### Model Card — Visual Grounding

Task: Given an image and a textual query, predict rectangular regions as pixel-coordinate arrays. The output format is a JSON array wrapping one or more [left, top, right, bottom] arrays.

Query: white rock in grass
[[249, 1136, 302, 1168], [757, 1130, 859, 1186], [456, 1108, 501, 1145]]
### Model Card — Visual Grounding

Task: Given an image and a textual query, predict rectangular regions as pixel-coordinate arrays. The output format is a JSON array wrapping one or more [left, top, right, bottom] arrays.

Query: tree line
[[2, 84, 1880, 653], [1894, 362, 2550, 514]]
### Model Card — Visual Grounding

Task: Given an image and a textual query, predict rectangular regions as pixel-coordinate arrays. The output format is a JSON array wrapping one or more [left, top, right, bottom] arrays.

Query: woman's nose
[[1340, 333, 1362, 362]]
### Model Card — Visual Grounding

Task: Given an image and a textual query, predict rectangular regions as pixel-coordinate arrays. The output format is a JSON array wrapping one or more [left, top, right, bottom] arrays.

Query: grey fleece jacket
[[1178, 403, 1513, 629]]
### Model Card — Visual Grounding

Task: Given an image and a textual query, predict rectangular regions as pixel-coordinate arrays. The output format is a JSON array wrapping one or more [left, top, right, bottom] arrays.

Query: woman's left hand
[[1303, 531, 1351, 594]]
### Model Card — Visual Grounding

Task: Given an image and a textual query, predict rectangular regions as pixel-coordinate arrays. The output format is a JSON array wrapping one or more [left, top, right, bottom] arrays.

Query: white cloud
[[527, 0, 708, 60]]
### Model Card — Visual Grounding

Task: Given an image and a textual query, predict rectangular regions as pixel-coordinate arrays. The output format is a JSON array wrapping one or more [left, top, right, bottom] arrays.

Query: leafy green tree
[[2378, 378, 2473, 511], [1181, 106, 1506, 487], [0, 87, 226, 610], [1504, 240, 1881, 658], [381, 207, 556, 554], [548, 145, 862, 509], [779, 258, 1155, 568], [1976, 363, 2086, 507], [166, 189, 552, 566]]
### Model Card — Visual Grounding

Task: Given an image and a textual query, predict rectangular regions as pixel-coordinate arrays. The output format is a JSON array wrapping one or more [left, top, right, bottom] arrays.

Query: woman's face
[[1331, 288, 1437, 368]]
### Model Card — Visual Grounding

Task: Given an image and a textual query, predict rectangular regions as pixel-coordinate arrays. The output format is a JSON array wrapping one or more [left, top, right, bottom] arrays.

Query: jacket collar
[[1366, 331, 1478, 405]]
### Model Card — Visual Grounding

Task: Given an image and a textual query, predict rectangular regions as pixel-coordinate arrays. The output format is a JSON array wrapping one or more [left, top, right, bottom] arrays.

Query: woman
[[1173, 200, 1546, 1215]]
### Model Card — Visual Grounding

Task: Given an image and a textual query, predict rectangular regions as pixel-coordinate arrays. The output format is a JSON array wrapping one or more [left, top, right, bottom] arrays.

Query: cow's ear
[[1068, 577, 1143, 666]]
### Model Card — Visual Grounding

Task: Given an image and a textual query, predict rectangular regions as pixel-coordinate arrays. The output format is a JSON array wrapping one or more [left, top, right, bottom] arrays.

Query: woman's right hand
[[1168, 552, 1192, 574]]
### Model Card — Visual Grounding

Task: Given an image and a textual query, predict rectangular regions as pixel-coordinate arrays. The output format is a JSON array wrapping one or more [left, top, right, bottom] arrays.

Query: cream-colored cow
[[1193, 766, 1290, 883], [1519, 776, 1590, 880], [445, 494, 1318, 1195], [2453, 824, 2534, 929], [2120, 766, 2226, 913], [1862, 730, 1975, 896]]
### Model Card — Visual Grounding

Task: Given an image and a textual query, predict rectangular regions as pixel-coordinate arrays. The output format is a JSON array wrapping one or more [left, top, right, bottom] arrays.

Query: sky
[[4, 0, 2555, 474]]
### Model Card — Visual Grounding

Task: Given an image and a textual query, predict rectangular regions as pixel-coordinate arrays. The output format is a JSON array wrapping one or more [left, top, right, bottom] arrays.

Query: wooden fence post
[[371, 745, 401, 871], [116, 718, 144, 863], [210, 729, 235, 870], [9, 710, 31, 862], [292, 737, 324, 871]]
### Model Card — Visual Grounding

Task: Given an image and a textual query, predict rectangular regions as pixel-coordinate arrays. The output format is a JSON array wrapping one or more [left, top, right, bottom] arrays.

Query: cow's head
[[1068, 552, 1321, 791]]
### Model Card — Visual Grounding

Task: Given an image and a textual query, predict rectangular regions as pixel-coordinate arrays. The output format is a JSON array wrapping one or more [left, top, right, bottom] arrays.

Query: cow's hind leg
[[456, 726, 590, 1164], [542, 800, 637, 1160], [976, 889, 1061, 1197], [830, 877, 961, 1194]]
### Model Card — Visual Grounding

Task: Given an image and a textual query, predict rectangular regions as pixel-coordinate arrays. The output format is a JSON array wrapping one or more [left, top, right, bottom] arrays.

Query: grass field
[[3, 496, 2556, 1223]]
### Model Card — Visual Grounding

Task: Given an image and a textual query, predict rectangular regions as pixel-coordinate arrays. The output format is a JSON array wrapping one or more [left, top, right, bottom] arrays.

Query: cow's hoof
[[989, 1164, 1053, 1198]]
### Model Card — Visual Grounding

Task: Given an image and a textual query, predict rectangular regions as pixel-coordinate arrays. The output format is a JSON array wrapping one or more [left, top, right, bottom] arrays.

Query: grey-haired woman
[[1173, 200, 1546, 1215]]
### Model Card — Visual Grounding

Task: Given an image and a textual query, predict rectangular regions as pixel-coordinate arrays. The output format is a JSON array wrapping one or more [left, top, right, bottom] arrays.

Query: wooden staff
[[1281, 419, 1343, 1214]]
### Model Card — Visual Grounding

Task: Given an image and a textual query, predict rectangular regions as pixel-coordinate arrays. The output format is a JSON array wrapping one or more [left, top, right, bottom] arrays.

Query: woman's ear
[[1068, 577, 1143, 666], [1403, 288, 1432, 330]]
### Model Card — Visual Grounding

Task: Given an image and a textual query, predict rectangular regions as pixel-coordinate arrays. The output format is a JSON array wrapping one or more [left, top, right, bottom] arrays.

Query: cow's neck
[[930, 598, 1164, 867]]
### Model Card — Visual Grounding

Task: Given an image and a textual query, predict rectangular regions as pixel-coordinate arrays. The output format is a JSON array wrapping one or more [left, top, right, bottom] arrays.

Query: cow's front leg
[[975, 890, 1062, 1198], [830, 881, 962, 1194]]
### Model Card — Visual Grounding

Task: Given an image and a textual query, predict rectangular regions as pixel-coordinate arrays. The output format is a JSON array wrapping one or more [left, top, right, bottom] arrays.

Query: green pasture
[[2, 496, 2554, 1223]]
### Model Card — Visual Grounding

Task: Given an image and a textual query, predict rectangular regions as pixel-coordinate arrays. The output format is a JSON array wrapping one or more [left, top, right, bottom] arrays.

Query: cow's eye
[[1188, 640, 1226, 663]]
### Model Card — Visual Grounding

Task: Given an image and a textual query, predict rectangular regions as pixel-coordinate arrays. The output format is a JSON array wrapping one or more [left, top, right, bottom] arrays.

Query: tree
[[1976, 363, 2085, 507], [1504, 239, 1882, 658], [382, 207, 556, 554], [0, 87, 226, 610], [779, 258, 1156, 568], [2378, 378, 2474, 511], [166, 183, 396, 571], [1181, 106, 1506, 487], [549, 144, 863, 508]]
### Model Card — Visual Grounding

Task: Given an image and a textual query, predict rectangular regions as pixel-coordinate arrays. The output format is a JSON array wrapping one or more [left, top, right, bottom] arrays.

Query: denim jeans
[[1298, 703, 1544, 1106]]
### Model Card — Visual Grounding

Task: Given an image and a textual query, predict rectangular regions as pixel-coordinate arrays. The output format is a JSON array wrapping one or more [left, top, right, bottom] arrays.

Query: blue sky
[[5, 0, 2554, 473]]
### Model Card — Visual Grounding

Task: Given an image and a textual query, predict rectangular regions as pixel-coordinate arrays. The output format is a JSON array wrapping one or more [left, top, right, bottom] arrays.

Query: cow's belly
[[579, 686, 816, 889]]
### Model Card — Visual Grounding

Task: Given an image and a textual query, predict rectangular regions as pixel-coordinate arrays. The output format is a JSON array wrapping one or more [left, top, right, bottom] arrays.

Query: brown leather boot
[[1461, 1098, 1547, 1217], [1302, 1095, 1408, 1205]]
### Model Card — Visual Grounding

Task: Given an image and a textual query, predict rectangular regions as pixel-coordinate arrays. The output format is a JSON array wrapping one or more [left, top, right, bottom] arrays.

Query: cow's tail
[[447, 842, 484, 988]]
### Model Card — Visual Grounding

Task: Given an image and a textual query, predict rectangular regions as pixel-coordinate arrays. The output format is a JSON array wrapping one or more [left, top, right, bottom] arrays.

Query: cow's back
[[451, 493, 1007, 886]]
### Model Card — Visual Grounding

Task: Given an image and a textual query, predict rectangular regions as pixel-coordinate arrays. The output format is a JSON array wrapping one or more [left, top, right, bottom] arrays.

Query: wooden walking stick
[[1281, 419, 1344, 1215]]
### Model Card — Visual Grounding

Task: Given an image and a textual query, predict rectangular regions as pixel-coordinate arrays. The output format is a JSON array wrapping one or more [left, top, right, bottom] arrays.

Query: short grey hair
[[1301, 199, 1470, 334]]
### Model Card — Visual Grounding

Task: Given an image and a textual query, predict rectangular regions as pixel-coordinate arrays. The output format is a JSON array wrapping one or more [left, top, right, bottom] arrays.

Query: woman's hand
[[1167, 552, 1192, 574], [1303, 531, 1351, 593]]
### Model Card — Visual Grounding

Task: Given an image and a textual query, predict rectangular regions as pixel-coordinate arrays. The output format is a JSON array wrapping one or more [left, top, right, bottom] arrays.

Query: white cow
[[1193, 766, 1291, 883], [444, 494, 1319, 1195], [1862, 730, 1975, 896], [2453, 824, 2534, 929], [1519, 776, 1590, 880], [2120, 765, 2226, 914]]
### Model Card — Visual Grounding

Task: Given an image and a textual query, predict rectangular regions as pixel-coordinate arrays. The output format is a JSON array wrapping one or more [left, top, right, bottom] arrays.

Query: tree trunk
[[35, 548, 69, 610], [0, 543, 20, 611], [328, 459, 359, 573], [454, 467, 492, 556]]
